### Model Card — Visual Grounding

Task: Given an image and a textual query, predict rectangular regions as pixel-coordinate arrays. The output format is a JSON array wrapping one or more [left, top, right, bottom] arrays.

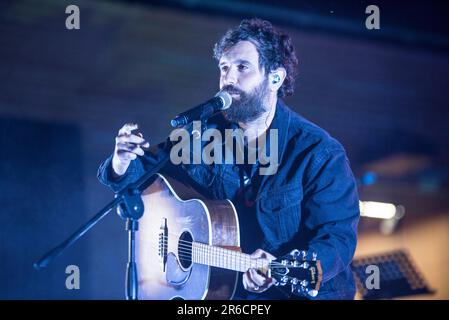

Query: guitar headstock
[[270, 249, 322, 298]]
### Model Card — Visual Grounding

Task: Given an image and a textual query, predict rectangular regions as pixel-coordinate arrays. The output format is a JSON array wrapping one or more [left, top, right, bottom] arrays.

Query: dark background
[[0, 0, 448, 299]]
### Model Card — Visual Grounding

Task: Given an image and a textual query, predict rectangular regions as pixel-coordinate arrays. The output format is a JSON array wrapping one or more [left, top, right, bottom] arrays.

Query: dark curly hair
[[213, 18, 299, 97]]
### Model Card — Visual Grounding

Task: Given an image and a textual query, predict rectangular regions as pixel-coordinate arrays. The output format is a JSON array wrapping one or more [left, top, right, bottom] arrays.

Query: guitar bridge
[[158, 218, 168, 272]]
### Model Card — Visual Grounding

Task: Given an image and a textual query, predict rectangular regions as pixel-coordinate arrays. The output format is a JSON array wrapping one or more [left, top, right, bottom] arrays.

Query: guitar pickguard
[[166, 252, 191, 287]]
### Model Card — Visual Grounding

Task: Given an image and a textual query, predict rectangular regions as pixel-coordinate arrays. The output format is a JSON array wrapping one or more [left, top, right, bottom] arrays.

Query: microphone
[[170, 91, 232, 128]]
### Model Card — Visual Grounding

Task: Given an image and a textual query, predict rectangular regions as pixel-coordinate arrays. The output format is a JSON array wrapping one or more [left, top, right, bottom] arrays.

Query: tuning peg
[[312, 252, 317, 261], [290, 279, 306, 295], [280, 276, 289, 286], [289, 249, 300, 259], [291, 250, 308, 260]]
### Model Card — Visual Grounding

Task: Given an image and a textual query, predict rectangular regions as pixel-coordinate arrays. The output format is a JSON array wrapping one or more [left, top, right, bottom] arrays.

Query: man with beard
[[98, 18, 360, 300]]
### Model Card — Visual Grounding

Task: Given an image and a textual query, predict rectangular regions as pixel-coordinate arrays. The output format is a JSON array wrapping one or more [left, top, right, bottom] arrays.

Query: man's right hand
[[112, 123, 150, 177]]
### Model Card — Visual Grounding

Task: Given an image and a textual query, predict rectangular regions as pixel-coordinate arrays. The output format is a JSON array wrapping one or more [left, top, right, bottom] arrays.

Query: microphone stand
[[34, 122, 197, 300]]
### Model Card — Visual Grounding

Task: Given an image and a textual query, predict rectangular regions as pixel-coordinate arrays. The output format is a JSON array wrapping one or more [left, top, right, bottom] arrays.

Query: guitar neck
[[191, 242, 268, 273]]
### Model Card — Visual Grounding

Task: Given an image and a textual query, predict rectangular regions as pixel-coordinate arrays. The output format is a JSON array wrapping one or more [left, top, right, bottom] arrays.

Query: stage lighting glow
[[359, 201, 397, 220]]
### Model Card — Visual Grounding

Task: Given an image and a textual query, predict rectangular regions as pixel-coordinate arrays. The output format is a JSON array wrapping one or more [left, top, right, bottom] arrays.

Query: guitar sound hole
[[178, 231, 193, 269]]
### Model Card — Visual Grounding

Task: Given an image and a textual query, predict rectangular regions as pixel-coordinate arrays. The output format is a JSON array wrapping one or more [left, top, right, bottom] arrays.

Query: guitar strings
[[158, 235, 297, 268], [168, 250, 291, 270], [149, 235, 312, 289], [156, 231, 314, 269], [160, 234, 298, 268], [160, 233, 287, 267], [160, 232, 296, 267]]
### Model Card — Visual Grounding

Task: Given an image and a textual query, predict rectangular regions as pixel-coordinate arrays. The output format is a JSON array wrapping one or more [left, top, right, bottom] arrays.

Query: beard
[[222, 78, 269, 124]]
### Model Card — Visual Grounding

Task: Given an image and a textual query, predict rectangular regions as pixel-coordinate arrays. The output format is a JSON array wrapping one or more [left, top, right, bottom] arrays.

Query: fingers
[[249, 268, 267, 287], [243, 271, 259, 292], [116, 150, 138, 160], [116, 145, 144, 156], [112, 123, 147, 176], [118, 123, 139, 136], [117, 123, 148, 145], [250, 249, 276, 261], [243, 268, 273, 293], [116, 134, 146, 145], [115, 123, 150, 158], [138, 133, 150, 148], [116, 140, 146, 153], [243, 249, 277, 294]]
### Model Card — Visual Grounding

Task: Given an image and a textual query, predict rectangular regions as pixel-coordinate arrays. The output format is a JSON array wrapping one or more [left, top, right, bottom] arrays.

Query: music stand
[[351, 249, 435, 299]]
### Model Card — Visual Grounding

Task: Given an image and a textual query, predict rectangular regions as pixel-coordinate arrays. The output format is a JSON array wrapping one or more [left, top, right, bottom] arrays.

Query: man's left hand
[[242, 249, 277, 293]]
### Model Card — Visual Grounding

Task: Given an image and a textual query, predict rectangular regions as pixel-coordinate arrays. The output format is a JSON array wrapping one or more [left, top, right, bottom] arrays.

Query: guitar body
[[136, 173, 240, 300]]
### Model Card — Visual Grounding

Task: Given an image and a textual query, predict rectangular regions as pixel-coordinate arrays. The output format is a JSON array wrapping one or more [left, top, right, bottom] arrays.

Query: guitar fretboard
[[191, 242, 268, 273]]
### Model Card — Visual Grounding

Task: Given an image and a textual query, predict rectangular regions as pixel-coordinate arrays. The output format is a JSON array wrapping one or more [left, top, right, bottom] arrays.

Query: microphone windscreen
[[215, 91, 232, 110]]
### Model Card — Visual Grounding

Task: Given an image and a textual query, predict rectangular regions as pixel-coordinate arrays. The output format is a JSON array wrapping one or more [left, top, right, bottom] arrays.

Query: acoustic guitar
[[135, 173, 322, 299]]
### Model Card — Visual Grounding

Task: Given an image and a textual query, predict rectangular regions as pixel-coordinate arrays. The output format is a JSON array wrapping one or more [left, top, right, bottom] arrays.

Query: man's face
[[218, 41, 270, 123]]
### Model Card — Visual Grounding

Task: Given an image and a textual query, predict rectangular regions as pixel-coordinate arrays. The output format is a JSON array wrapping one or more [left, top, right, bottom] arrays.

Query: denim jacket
[[98, 99, 360, 300]]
